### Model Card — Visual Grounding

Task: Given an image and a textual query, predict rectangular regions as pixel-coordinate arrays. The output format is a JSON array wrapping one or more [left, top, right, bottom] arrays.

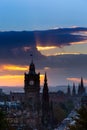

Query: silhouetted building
[[24, 60, 40, 129], [72, 83, 76, 96], [78, 77, 85, 96]]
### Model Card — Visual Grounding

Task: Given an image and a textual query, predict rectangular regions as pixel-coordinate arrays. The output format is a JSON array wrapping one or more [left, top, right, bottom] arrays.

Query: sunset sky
[[0, 0, 87, 88]]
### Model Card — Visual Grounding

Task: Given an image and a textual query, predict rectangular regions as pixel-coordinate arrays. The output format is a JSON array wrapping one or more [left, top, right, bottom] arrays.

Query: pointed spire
[[44, 72, 47, 84], [42, 73, 50, 126], [81, 77, 85, 94], [81, 77, 84, 88], [43, 72, 49, 96], [78, 83, 81, 95], [72, 83, 76, 96], [78, 77, 85, 95], [67, 84, 71, 96], [29, 58, 35, 74]]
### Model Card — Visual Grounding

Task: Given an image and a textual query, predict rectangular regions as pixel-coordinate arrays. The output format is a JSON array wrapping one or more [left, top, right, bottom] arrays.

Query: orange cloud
[[36, 46, 57, 51], [36, 45, 59, 56], [0, 64, 28, 71], [70, 40, 87, 45], [67, 77, 87, 84], [44, 67, 50, 70], [52, 52, 80, 56]]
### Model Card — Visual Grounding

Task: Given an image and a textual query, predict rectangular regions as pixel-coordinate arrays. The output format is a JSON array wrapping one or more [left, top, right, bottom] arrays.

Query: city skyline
[[0, 1, 87, 87]]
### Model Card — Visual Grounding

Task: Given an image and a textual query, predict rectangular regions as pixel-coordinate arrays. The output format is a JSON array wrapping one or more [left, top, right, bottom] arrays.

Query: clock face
[[29, 80, 34, 85]]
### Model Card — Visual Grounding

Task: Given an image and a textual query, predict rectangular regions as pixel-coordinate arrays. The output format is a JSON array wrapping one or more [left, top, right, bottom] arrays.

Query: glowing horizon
[[0, 70, 45, 87]]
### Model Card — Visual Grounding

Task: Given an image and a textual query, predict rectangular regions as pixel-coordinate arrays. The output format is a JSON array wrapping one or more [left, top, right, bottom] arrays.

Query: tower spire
[[29, 54, 35, 74], [78, 77, 85, 95], [42, 73, 50, 127], [30, 53, 33, 63], [67, 84, 71, 96], [44, 72, 47, 85], [72, 83, 76, 96]]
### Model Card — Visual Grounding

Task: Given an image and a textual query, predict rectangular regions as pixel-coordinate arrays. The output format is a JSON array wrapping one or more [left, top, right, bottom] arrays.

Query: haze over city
[[0, 0, 87, 87]]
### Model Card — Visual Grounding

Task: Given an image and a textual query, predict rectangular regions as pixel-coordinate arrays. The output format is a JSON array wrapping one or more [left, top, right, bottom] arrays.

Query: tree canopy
[[69, 106, 87, 130]]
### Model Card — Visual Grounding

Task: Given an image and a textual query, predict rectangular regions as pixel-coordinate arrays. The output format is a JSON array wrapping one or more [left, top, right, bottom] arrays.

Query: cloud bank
[[0, 27, 87, 85]]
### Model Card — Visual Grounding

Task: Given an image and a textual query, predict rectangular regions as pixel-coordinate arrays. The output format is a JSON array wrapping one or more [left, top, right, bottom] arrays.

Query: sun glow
[[40, 74, 44, 85], [0, 64, 28, 86], [0, 75, 24, 86], [36, 46, 57, 51], [0, 63, 45, 86], [36, 44, 85, 56], [0, 74, 45, 87], [1, 64, 28, 71]]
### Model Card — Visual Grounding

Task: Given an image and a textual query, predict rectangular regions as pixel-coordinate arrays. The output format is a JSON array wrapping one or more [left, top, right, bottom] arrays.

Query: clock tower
[[24, 60, 40, 112]]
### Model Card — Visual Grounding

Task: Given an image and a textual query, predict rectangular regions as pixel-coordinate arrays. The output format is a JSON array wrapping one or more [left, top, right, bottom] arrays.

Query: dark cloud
[[39, 54, 87, 85], [0, 27, 87, 86], [0, 46, 46, 65], [0, 27, 87, 67], [34, 27, 87, 46], [0, 27, 87, 48], [47, 54, 87, 68], [0, 31, 36, 48]]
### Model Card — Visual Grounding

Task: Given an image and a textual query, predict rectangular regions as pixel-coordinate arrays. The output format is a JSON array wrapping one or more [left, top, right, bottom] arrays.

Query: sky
[[0, 0, 87, 30], [0, 0, 87, 89]]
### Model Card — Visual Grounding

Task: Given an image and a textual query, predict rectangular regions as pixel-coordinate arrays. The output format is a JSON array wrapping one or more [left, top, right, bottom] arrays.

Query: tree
[[53, 104, 66, 124], [0, 109, 16, 130], [69, 106, 87, 130], [0, 109, 9, 130]]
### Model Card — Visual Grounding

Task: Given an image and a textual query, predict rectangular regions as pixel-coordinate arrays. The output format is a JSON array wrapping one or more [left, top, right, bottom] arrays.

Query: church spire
[[78, 77, 85, 95], [72, 83, 76, 96], [42, 73, 50, 127], [42, 72, 49, 103], [67, 84, 71, 96], [44, 72, 47, 85], [81, 77, 84, 88]]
